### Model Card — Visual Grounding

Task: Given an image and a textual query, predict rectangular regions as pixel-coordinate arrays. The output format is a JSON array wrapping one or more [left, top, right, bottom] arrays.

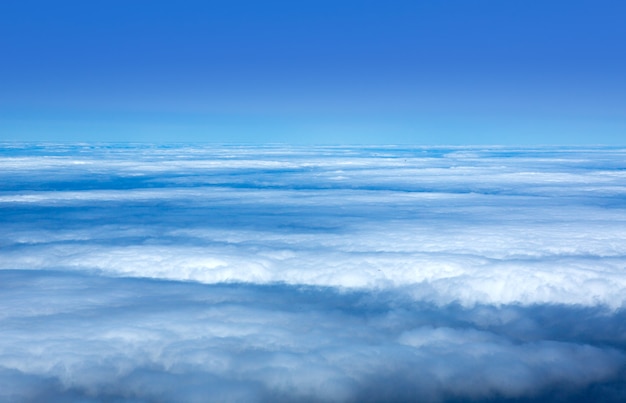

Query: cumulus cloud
[[1, 143, 626, 401], [1, 271, 625, 402]]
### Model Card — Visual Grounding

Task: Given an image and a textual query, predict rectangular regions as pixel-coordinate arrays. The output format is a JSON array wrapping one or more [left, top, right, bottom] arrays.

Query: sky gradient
[[1, 0, 625, 143]]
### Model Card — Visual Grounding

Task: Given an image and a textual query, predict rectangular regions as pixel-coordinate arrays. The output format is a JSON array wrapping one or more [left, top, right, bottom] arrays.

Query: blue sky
[[1, 0, 625, 144]]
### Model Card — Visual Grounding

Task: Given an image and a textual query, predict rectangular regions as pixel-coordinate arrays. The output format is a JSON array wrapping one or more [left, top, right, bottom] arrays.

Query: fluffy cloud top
[[1, 144, 625, 402]]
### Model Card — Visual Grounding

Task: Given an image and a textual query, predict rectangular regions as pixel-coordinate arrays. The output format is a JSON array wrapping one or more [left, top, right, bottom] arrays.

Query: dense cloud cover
[[1, 144, 626, 402]]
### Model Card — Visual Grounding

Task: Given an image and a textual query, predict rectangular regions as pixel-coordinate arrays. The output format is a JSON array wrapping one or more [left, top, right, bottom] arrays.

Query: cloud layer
[[1, 144, 626, 402], [2, 270, 625, 403]]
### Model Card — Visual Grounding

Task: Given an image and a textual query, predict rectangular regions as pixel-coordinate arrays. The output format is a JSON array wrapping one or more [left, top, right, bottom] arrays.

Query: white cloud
[[1, 144, 626, 401], [1, 271, 625, 402]]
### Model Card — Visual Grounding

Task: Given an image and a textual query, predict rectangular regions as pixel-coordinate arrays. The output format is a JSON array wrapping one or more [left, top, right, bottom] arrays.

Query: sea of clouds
[[1, 143, 625, 402]]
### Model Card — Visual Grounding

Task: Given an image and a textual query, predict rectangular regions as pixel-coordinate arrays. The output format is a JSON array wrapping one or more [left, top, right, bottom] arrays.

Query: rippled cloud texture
[[1, 143, 626, 402]]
